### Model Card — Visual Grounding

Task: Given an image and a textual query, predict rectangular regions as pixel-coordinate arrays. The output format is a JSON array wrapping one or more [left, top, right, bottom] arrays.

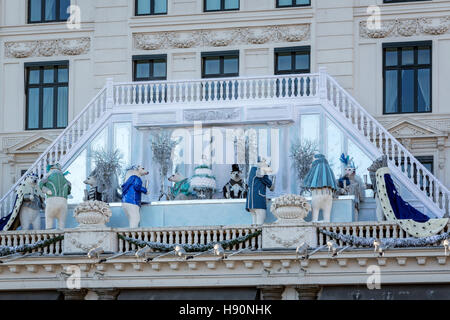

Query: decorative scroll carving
[[5, 37, 91, 58], [184, 108, 240, 122], [360, 16, 450, 38], [134, 24, 310, 50]]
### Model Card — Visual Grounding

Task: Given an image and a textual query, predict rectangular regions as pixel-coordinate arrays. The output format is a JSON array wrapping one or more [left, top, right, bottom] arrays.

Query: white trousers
[[45, 197, 67, 230], [250, 209, 266, 225], [122, 202, 141, 228]]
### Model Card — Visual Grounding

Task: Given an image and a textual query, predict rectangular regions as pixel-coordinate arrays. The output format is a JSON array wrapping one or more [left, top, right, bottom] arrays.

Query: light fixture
[[337, 245, 351, 255], [99, 250, 133, 264], [373, 239, 388, 257], [443, 239, 449, 256], [213, 243, 226, 259], [224, 247, 252, 259], [87, 247, 104, 259], [326, 240, 338, 257], [135, 246, 152, 259], [174, 245, 193, 260], [296, 243, 309, 260]]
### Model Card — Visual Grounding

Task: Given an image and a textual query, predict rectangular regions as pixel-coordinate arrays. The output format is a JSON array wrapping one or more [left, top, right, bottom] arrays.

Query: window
[[25, 61, 69, 130], [133, 55, 167, 81], [202, 51, 239, 78], [275, 46, 310, 74], [135, 0, 167, 15], [28, 0, 70, 23], [276, 0, 310, 8], [383, 42, 432, 114], [204, 0, 239, 11]]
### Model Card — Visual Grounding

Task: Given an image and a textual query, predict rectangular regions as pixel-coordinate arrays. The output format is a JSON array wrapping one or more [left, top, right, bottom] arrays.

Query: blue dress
[[246, 167, 273, 211], [121, 175, 148, 207], [303, 154, 337, 190]]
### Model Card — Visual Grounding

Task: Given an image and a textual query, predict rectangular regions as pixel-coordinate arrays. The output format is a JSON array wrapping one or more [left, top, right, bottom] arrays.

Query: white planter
[[273, 206, 308, 221], [270, 194, 311, 223], [74, 201, 112, 228]]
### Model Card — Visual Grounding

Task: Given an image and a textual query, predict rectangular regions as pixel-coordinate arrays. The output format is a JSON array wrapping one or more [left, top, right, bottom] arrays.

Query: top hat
[[231, 164, 241, 173]]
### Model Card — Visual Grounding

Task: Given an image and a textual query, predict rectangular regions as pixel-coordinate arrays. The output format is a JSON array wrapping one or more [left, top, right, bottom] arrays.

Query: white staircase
[[0, 72, 448, 219]]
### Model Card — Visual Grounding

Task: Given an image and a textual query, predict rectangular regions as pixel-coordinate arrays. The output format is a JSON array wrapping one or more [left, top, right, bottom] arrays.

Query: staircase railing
[[321, 69, 449, 216], [0, 85, 110, 218]]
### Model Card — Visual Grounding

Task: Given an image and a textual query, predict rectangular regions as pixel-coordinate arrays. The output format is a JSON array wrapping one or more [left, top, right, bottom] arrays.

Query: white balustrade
[[0, 230, 64, 255]]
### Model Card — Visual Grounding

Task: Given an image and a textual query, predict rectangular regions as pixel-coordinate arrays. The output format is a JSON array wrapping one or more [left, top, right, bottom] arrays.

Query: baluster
[[181, 231, 186, 244], [187, 230, 192, 244], [199, 230, 205, 245], [231, 229, 237, 250], [225, 229, 231, 242]]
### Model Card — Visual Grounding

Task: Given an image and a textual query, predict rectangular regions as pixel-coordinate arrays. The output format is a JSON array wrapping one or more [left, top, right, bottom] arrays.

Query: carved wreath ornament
[[5, 38, 90, 58]]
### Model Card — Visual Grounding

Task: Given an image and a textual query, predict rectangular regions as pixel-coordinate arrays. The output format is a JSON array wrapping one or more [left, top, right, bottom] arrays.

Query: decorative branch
[[0, 235, 64, 257], [290, 140, 318, 194]]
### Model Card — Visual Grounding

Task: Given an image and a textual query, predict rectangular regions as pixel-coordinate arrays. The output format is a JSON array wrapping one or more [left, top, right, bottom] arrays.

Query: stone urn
[[73, 200, 112, 228], [270, 194, 311, 223]]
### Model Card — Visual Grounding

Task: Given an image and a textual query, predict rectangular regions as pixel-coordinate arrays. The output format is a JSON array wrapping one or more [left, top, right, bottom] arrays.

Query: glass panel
[[28, 68, 40, 84], [418, 47, 430, 65], [206, 0, 221, 11], [136, 62, 150, 79], [90, 127, 108, 169], [295, 53, 309, 71], [27, 88, 40, 129], [204, 58, 220, 75], [418, 68, 431, 112], [29, 0, 42, 22], [57, 87, 68, 127], [401, 69, 414, 113], [301, 114, 320, 146], [385, 70, 398, 113], [153, 60, 167, 78], [296, 0, 310, 4], [58, 66, 68, 82], [326, 118, 343, 180], [385, 48, 398, 66], [154, 0, 167, 13], [43, 67, 54, 83], [278, 0, 293, 6], [137, 0, 151, 14], [348, 139, 372, 181], [223, 57, 238, 74], [401, 47, 414, 65], [59, 0, 70, 20], [114, 122, 131, 168], [277, 53, 292, 71], [225, 0, 239, 9], [45, 0, 56, 21], [67, 148, 87, 205], [43, 87, 54, 128]]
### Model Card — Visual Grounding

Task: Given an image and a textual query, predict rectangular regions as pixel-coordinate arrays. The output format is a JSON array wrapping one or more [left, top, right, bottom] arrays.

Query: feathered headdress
[[339, 153, 356, 169], [46, 163, 70, 176]]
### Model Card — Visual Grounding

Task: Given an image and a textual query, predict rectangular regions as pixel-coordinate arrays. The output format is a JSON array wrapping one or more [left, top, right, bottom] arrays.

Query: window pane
[[137, 0, 151, 14], [28, 68, 40, 84], [385, 48, 398, 66], [136, 62, 150, 79], [114, 122, 131, 167], [418, 68, 431, 112], [296, 0, 310, 4], [27, 88, 40, 129], [59, 0, 70, 20], [57, 87, 68, 127], [402, 47, 414, 65], [295, 53, 309, 70], [401, 69, 414, 113], [326, 118, 343, 180], [58, 66, 68, 82], [206, 0, 221, 11], [30, 0, 42, 22], [43, 87, 54, 128], [277, 53, 292, 71], [153, 61, 166, 78], [67, 148, 87, 205], [43, 67, 54, 83], [154, 0, 167, 13], [278, 0, 293, 6], [45, 0, 56, 21], [225, 0, 239, 9], [385, 70, 398, 113], [204, 58, 220, 75], [301, 114, 320, 146], [418, 47, 430, 65], [223, 57, 238, 74]]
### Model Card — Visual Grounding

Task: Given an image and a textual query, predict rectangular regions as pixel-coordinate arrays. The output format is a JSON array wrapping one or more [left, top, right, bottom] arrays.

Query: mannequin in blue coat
[[245, 159, 275, 225], [121, 165, 149, 228]]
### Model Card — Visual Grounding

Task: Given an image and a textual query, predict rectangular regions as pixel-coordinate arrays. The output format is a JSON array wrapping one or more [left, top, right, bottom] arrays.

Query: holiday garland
[[320, 229, 450, 248], [118, 230, 262, 253], [0, 235, 64, 257]]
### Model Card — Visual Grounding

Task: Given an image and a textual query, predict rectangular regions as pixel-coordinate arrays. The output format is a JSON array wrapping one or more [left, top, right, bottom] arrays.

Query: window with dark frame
[[135, 0, 167, 15], [275, 46, 311, 74], [276, 0, 310, 8], [204, 0, 239, 12], [383, 41, 432, 114], [25, 61, 69, 130], [201, 51, 239, 100], [28, 0, 70, 23], [132, 55, 167, 103]]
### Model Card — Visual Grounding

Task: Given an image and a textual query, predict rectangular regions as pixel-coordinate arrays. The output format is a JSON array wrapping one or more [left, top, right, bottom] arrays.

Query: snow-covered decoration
[[290, 140, 318, 195], [367, 155, 388, 221], [73, 200, 112, 227], [0, 235, 64, 257], [376, 167, 448, 237], [168, 173, 194, 200], [319, 229, 450, 248], [121, 165, 149, 228], [85, 149, 122, 203], [118, 230, 261, 253], [337, 153, 365, 214], [234, 129, 258, 187], [190, 165, 216, 199], [151, 131, 180, 201], [270, 194, 311, 222]]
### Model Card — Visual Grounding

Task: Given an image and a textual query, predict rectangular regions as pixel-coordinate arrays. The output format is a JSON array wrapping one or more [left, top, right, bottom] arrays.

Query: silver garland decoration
[[320, 229, 450, 248], [290, 140, 318, 195]]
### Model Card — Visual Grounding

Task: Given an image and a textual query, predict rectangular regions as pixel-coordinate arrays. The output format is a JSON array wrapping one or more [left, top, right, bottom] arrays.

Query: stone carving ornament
[[5, 37, 91, 58], [184, 109, 240, 122], [360, 16, 450, 38]]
